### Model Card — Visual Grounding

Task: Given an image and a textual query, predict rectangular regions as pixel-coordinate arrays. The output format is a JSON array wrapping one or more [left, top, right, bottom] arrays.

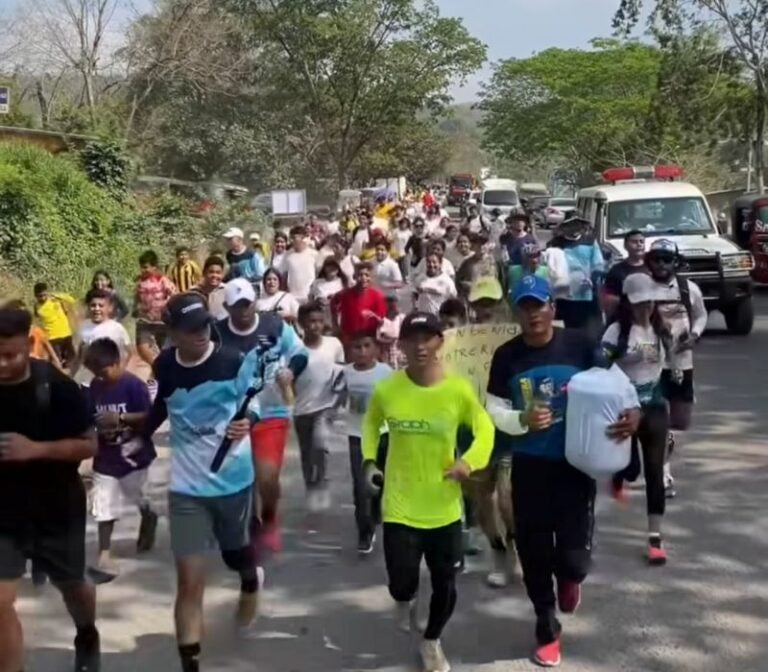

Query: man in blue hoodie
[[223, 227, 266, 292]]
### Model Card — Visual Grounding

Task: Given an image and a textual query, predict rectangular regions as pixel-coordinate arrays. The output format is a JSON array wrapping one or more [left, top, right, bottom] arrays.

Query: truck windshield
[[483, 190, 519, 206], [607, 197, 715, 237], [450, 176, 472, 189]]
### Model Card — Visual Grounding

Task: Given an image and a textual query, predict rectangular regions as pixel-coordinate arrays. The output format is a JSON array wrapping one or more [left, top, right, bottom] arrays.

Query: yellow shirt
[[36, 294, 75, 340], [363, 370, 493, 529]]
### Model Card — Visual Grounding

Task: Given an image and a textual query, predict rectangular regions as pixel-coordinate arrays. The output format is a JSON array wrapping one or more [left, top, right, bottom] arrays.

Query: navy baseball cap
[[164, 293, 213, 332], [399, 312, 444, 339], [512, 275, 552, 305]]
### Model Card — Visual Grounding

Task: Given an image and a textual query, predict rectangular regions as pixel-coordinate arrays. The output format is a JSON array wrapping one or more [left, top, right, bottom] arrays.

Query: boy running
[[343, 331, 392, 552], [0, 307, 100, 672], [33, 282, 77, 369], [293, 302, 345, 510], [167, 246, 203, 293], [363, 312, 493, 672], [84, 338, 158, 582], [134, 250, 177, 367], [145, 293, 264, 672]]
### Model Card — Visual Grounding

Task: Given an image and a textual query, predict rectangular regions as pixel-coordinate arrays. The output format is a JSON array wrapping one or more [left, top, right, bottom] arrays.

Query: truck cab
[[578, 165, 755, 335]]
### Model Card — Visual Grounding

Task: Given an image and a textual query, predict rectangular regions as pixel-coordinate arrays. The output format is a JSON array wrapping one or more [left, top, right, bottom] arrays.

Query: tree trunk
[[755, 76, 766, 193], [35, 80, 50, 129], [83, 70, 97, 129]]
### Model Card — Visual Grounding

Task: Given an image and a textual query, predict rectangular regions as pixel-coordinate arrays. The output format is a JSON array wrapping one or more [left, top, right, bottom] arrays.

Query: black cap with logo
[[163, 293, 213, 332], [399, 311, 444, 340]]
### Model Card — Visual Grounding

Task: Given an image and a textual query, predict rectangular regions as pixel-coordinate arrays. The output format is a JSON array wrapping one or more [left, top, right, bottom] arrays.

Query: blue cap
[[512, 274, 552, 305]]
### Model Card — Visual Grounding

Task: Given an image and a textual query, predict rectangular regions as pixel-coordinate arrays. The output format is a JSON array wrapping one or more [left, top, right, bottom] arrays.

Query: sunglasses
[[651, 253, 676, 264]]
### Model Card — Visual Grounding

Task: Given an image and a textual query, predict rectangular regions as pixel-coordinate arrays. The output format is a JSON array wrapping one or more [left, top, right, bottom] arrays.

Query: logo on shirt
[[387, 417, 432, 434]]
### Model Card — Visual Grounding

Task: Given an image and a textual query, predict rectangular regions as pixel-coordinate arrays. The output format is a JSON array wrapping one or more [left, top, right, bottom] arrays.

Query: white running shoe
[[420, 638, 450, 672], [306, 489, 323, 512], [486, 550, 508, 588]]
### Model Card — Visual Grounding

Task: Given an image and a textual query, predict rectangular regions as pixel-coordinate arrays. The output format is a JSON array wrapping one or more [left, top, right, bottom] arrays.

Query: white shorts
[[91, 470, 149, 523]]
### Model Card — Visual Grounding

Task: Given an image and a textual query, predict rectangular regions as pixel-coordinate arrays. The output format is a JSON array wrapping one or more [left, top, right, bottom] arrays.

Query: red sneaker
[[533, 638, 561, 667], [610, 479, 629, 506], [648, 539, 667, 566], [557, 580, 581, 614]]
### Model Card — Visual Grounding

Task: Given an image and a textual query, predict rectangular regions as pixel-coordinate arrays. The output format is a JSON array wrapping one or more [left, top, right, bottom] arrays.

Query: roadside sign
[[271, 189, 306, 216], [0, 87, 8, 114]]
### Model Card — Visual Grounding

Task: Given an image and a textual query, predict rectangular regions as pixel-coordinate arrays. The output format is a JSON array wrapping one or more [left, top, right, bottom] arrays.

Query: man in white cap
[[223, 226, 265, 291]]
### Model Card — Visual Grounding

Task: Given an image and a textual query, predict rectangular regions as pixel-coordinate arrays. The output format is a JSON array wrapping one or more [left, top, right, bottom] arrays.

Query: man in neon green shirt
[[362, 311, 493, 672]]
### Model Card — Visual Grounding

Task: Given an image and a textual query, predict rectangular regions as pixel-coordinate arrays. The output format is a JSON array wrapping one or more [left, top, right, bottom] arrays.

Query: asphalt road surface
[[17, 292, 768, 672]]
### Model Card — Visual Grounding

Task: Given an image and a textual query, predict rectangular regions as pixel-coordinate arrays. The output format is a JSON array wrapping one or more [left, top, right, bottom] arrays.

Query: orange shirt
[[30, 326, 47, 359]]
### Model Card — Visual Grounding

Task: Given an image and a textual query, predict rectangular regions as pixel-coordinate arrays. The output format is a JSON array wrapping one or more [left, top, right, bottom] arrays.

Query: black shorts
[[0, 481, 87, 583], [660, 369, 695, 403], [49, 336, 76, 368]]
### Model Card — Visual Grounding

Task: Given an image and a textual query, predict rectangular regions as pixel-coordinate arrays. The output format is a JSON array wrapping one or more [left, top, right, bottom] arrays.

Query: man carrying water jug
[[484, 275, 641, 668]]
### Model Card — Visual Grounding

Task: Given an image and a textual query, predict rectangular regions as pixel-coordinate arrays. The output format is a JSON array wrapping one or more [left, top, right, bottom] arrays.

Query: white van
[[578, 166, 755, 334], [480, 178, 519, 218]]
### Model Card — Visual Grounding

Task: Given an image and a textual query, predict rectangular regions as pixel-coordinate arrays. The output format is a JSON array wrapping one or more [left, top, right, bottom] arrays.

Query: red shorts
[[251, 418, 290, 468]]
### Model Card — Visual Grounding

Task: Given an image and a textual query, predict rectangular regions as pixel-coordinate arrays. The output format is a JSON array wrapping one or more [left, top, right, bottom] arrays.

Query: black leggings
[[383, 520, 462, 640], [613, 404, 669, 516]]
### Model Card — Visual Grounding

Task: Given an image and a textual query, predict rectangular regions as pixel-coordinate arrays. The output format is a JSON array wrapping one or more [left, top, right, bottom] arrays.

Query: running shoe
[[533, 638, 561, 668], [74, 628, 101, 672], [136, 508, 159, 553], [610, 479, 629, 506], [236, 566, 265, 628], [462, 527, 483, 557], [556, 579, 581, 614], [420, 638, 450, 672], [357, 532, 376, 555], [647, 536, 667, 566], [306, 489, 323, 513], [486, 550, 508, 588]]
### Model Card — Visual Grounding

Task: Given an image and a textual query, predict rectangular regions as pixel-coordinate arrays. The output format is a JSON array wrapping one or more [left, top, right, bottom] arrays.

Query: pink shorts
[[250, 418, 290, 469]]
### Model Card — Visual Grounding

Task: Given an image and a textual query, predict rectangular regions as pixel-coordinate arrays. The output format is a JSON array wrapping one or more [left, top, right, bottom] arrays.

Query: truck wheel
[[724, 298, 754, 335]]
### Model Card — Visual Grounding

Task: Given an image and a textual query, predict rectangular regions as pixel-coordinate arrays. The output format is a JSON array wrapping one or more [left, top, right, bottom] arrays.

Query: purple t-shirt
[[89, 373, 156, 478]]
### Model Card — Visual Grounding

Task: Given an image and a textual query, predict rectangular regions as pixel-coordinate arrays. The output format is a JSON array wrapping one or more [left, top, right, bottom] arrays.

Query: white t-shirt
[[76, 319, 132, 385], [79, 319, 131, 356], [271, 252, 287, 275], [344, 362, 393, 438], [393, 228, 412, 258], [602, 323, 665, 404], [374, 257, 403, 288], [652, 277, 706, 370], [256, 291, 300, 319], [425, 217, 444, 237], [294, 336, 345, 416], [310, 277, 344, 302], [284, 249, 318, 301], [415, 273, 457, 315], [351, 228, 370, 258]]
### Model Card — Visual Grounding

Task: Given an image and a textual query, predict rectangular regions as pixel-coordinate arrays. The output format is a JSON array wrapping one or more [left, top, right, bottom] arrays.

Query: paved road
[[18, 293, 768, 672]]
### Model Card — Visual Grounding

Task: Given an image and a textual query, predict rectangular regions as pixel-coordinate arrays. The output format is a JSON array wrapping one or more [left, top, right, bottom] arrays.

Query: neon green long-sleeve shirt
[[362, 370, 494, 529]]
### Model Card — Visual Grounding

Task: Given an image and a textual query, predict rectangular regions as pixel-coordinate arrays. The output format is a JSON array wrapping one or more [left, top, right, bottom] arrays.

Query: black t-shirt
[[604, 261, 648, 296], [0, 360, 92, 527]]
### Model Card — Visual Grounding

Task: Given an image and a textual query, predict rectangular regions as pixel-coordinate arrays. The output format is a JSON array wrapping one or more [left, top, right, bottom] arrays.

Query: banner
[[440, 323, 521, 403]]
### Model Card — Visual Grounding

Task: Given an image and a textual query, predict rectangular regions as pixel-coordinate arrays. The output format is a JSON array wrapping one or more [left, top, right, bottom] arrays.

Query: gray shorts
[[168, 486, 252, 558]]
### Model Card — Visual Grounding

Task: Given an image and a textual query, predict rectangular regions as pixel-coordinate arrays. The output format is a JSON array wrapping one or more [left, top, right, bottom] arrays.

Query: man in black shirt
[[602, 229, 648, 321], [0, 308, 100, 672]]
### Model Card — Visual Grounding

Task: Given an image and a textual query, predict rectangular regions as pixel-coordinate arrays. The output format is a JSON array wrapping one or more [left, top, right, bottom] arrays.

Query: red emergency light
[[602, 165, 684, 183]]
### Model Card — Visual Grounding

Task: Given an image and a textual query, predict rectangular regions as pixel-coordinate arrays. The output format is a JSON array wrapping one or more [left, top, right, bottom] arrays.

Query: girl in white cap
[[601, 273, 672, 565]]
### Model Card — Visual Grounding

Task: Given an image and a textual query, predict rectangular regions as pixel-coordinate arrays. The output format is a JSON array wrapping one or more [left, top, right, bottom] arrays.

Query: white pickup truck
[[578, 166, 755, 335]]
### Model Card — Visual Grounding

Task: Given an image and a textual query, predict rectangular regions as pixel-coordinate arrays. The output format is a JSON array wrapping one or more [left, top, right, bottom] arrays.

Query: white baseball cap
[[224, 278, 256, 306], [223, 226, 245, 239], [249, 232, 261, 241], [623, 272, 659, 304]]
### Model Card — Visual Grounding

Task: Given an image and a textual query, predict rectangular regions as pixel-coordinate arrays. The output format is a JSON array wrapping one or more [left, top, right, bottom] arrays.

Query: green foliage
[[227, 0, 486, 187], [80, 141, 130, 199], [0, 142, 211, 300], [480, 40, 661, 180]]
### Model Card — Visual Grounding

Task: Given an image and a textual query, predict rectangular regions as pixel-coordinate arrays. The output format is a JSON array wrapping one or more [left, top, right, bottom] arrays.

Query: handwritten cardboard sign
[[439, 323, 521, 403]]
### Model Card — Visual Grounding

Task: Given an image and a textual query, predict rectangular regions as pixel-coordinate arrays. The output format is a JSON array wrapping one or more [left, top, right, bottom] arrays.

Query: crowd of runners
[[0, 190, 707, 672]]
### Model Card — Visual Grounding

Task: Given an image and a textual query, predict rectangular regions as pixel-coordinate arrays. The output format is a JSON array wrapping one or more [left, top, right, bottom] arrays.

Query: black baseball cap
[[399, 312, 444, 340], [164, 293, 213, 332]]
